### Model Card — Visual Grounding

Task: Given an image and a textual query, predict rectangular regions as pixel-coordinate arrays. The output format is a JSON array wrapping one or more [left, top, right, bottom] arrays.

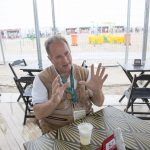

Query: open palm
[[79, 64, 108, 92], [52, 75, 69, 103]]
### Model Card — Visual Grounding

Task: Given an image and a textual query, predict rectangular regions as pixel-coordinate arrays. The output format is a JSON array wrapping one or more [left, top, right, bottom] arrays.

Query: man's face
[[48, 41, 72, 75]]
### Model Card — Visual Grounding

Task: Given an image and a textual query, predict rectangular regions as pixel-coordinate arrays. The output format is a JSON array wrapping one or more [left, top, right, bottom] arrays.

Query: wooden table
[[20, 62, 51, 76], [24, 106, 150, 150]]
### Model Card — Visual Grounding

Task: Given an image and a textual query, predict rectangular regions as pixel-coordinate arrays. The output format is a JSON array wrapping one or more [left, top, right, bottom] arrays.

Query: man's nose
[[62, 55, 69, 63]]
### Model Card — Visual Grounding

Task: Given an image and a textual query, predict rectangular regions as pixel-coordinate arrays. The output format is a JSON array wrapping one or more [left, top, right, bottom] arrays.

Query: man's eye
[[56, 56, 62, 59], [65, 52, 69, 56]]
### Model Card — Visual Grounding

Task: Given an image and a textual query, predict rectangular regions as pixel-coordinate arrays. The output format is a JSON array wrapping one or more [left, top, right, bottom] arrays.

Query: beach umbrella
[[33, 0, 43, 69]]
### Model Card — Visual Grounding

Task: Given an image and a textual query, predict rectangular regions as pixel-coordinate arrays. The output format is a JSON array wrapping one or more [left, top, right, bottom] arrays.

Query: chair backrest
[[11, 59, 27, 66], [129, 74, 150, 99], [9, 59, 27, 78], [81, 60, 88, 68], [133, 74, 150, 87]]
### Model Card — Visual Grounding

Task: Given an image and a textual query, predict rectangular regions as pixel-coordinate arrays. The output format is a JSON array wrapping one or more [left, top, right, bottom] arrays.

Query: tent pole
[[142, 0, 150, 63], [51, 0, 56, 35], [33, 0, 43, 69], [125, 0, 131, 64], [0, 33, 6, 64]]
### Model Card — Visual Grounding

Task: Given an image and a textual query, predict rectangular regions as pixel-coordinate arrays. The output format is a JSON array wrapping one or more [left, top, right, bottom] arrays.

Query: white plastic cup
[[78, 123, 93, 145]]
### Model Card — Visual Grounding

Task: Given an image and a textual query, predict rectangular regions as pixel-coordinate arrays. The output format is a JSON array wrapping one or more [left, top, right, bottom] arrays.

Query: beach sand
[[0, 60, 130, 95], [0, 32, 149, 95]]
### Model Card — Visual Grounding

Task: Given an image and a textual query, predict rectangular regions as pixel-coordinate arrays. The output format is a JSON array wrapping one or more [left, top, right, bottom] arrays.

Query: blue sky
[[0, 0, 146, 29]]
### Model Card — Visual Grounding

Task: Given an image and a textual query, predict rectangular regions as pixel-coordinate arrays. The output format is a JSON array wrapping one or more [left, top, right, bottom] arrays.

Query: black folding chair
[[14, 76, 35, 124], [81, 60, 88, 68], [9, 59, 27, 76], [124, 74, 150, 119], [9, 59, 34, 102]]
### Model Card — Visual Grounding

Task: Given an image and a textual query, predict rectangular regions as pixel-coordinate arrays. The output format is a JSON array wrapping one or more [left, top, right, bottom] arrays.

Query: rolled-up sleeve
[[32, 75, 48, 105]]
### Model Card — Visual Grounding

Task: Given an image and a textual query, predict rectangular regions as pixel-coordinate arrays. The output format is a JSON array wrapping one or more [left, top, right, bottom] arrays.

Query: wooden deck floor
[[0, 93, 42, 150], [0, 93, 149, 150]]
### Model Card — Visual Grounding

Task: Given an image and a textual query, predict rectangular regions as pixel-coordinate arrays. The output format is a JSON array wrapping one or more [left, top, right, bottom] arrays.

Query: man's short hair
[[45, 35, 70, 55]]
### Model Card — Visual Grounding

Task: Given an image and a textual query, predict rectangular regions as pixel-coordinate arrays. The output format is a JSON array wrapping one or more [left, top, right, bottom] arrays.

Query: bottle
[[114, 128, 126, 150]]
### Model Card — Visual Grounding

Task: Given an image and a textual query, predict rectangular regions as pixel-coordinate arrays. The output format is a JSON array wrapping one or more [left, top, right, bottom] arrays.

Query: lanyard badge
[[61, 67, 78, 104], [61, 66, 86, 121]]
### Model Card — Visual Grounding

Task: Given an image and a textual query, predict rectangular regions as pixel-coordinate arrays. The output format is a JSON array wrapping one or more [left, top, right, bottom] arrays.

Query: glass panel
[[129, 0, 145, 60], [0, 0, 149, 65], [54, 0, 128, 66]]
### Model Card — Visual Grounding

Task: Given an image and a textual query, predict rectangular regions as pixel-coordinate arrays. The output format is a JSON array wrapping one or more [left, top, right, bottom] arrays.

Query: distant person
[[32, 35, 108, 134]]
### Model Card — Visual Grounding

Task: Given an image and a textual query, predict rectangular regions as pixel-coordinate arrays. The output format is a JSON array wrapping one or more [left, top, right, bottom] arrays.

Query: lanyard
[[61, 67, 78, 104]]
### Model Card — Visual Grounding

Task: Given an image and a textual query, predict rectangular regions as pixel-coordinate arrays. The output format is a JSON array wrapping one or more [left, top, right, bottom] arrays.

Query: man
[[32, 35, 108, 134]]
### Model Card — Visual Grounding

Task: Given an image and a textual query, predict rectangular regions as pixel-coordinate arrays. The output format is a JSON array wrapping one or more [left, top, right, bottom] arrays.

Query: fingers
[[53, 82, 59, 93], [102, 74, 108, 83], [52, 75, 60, 87], [99, 67, 108, 84], [52, 75, 61, 94], [96, 63, 102, 76], [99, 67, 105, 78], [95, 64, 108, 84], [79, 80, 87, 85], [62, 82, 69, 90], [91, 64, 94, 77]]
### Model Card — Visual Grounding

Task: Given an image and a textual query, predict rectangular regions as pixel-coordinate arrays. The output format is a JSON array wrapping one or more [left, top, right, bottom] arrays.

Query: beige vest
[[38, 64, 93, 133]]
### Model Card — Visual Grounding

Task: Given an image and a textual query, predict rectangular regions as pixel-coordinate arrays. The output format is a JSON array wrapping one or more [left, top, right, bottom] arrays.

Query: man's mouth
[[63, 64, 69, 67]]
